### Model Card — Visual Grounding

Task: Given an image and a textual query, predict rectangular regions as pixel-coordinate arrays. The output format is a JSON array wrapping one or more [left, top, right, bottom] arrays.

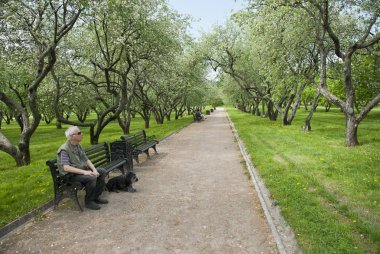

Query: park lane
[[0, 108, 278, 253]]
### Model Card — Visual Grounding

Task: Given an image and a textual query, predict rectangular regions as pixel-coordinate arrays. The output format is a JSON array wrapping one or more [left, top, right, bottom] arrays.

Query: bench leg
[[69, 187, 83, 212], [119, 164, 126, 175], [55, 185, 83, 212], [153, 145, 157, 153], [133, 154, 140, 164], [54, 189, 63, 209], [126, 158, 133, 172], [144, 149, 150, 158]]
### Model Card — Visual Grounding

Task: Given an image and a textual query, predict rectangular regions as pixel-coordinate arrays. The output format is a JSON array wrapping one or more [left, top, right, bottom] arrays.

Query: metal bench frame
[[120, 130, 159, 163]]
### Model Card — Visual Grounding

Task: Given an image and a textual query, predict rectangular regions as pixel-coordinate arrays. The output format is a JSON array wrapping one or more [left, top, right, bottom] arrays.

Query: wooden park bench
[[46, 142, 127, 211], [120, 130, 159, 163]]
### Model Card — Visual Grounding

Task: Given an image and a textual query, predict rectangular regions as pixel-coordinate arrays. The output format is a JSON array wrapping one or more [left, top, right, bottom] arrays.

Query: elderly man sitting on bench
[[57, 126, 108, 210]]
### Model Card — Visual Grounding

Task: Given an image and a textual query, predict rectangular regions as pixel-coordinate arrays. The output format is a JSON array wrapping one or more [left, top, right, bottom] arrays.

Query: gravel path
[[0, 108, 279, 253]]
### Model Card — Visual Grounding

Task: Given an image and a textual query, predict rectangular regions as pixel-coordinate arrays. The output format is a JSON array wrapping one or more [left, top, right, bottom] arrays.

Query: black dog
[[106, 172, 138, 193]]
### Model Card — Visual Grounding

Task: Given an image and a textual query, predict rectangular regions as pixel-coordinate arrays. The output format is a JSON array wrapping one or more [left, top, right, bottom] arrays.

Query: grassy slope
[[227, 107, 380, 254], [0, 115, 193, 228]]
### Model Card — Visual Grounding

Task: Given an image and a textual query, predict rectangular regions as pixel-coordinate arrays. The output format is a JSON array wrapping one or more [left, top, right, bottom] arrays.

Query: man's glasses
[[73, 132, 82, 136]]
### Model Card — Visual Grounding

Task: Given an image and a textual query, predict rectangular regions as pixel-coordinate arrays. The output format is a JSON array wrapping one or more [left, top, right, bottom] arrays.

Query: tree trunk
[[267, 101, 277, 121], [261, 101, 266, 117], [90, 125, 99, 145], [44, 115, 52, 124], [15, 114, 24, 131], [345, 112, 359, 146], [0, 89, 41, 166], [187, 106, 192, 116], [175, 109, 180, 120], [141, 109, 150, 129], [56, 120, 62, 129], [18, 138, 31, 165], [4, 112, 13, 124], [281, 95, 295, 126], [253, 98, 260, 116], [76, 111, 88, 122], [166, 110, 171, 121], [303, 91, 320, 131], [325, 102, 331, 112], [0, 132, 24, 166], [153, 108, 165, 124], [125, 120, 132, 134], [303, 100, 308, 110], [175, 105, 183, 119], [343, 51, 358, 147], [287, 83, 307, 125], [117, 110, 132, 135]]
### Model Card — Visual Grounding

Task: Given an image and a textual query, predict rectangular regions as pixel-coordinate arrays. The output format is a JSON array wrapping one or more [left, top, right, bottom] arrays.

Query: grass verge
[[227, 106, 380, 254]]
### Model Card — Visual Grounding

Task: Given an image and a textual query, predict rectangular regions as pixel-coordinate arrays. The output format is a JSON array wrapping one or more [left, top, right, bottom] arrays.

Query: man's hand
[[92, 169, 100, 177], [85, 160, 100, 177], [83, 170, 97, 176]]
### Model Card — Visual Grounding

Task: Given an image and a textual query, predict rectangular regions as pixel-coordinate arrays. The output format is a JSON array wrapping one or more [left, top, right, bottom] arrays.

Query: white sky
[[167, 0, 247, 38]]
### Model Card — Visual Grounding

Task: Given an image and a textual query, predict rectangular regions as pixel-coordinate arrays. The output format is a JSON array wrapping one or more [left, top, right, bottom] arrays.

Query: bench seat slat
[[99, 159, 126, 173], [136, 141, 158, 152]]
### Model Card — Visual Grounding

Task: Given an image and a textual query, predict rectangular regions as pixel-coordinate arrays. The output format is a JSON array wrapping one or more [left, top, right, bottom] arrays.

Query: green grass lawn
[[227, 106, 380, 254], [0, 114, 193, 228]]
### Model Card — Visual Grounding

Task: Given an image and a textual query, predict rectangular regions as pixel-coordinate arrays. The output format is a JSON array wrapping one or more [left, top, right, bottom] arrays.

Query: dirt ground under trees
[[0, 108, 297, 254]]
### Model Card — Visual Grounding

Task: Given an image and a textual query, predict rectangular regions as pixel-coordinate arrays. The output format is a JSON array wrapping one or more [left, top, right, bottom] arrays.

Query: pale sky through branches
[[167, 0, 246, 39]]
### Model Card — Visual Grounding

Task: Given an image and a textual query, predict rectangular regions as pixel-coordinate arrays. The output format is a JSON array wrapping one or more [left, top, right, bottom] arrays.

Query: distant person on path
[[195, 108, 206, 121], [57, 126, 108, 210]]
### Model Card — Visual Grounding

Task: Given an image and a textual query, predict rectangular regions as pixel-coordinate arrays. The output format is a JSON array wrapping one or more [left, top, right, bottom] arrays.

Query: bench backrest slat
[[86, 150, 107, 160], [121, 130, 147, 147], [90, 157, 109, 167], [84, 142, 110, 168]]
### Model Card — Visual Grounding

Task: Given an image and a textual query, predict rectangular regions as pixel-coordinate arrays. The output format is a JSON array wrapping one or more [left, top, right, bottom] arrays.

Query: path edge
[[226, 110, 301, 254], [0, 201, 54, 240]]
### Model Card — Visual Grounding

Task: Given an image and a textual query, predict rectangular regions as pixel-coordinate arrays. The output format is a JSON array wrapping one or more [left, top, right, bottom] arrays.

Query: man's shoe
[[94, 197, 108, 204], [85, 201, 101, 210]]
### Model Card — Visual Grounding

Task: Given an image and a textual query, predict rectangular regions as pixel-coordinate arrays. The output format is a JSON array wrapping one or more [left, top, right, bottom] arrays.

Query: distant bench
[[120, 130, 159, 163], [46, 142, 127, 211]]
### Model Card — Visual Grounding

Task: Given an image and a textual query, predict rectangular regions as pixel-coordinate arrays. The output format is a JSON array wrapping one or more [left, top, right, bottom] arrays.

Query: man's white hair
[[65, 126, 79, 139]]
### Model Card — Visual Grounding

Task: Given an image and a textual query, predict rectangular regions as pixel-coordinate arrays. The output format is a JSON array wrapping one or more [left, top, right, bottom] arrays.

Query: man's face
[[71, 128, 83, 142]]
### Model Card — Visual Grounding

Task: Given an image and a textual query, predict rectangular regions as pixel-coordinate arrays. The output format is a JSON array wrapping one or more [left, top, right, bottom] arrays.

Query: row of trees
[[0, 0, 214, 166], [201, 0, 380, 146], [1, 0, 379, 166]]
